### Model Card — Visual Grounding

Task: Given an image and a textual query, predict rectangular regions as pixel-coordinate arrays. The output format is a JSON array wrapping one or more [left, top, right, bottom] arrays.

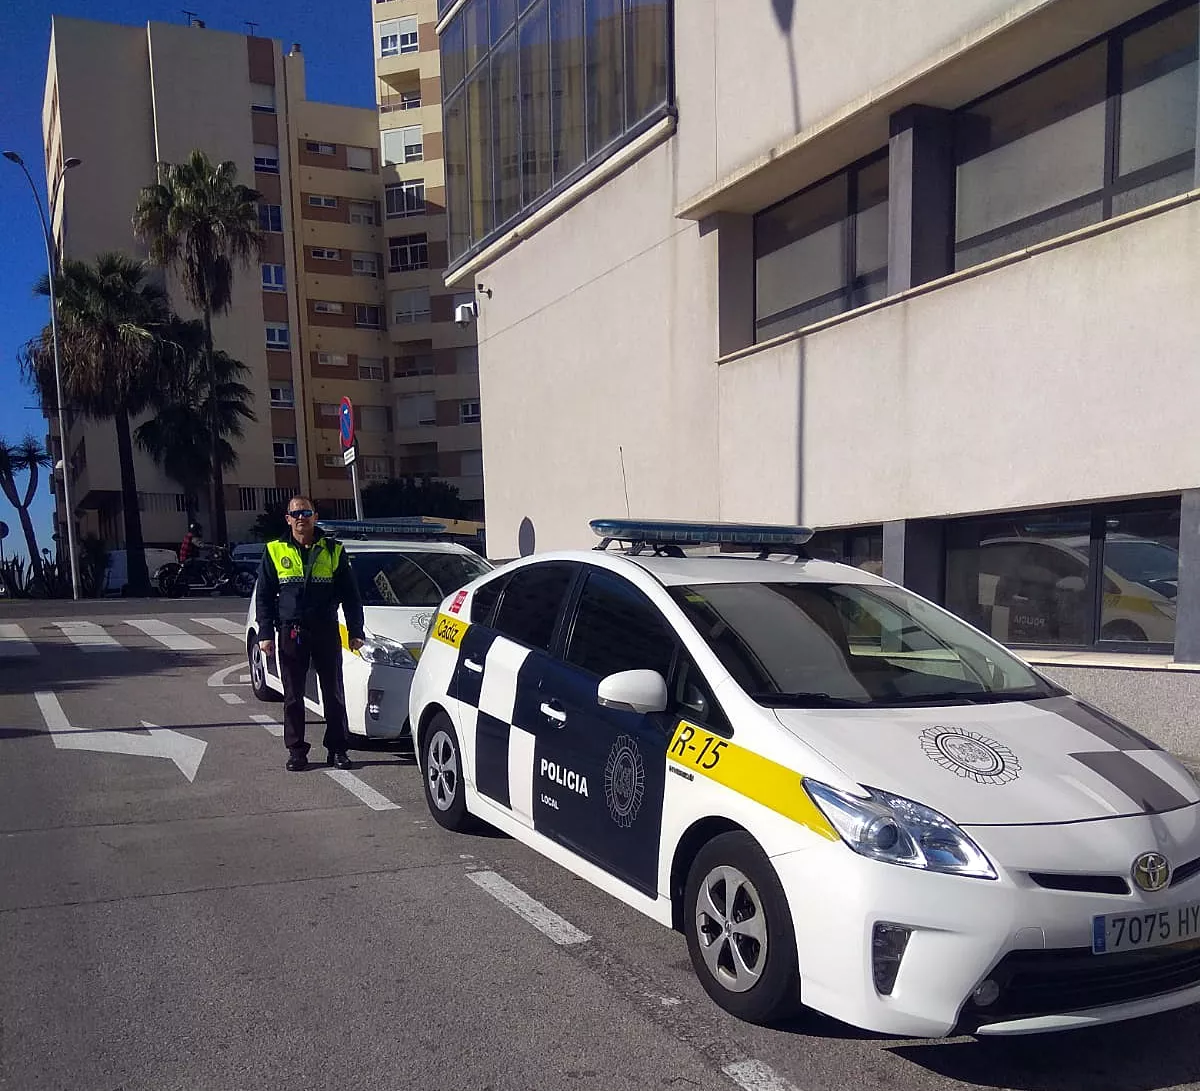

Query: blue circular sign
[[339, 397, 355, 448]]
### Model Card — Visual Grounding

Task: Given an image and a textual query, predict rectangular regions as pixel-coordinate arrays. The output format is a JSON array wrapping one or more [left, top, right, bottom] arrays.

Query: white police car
[[246, 520, 492, 743], [408, 518, 1200, 1037]]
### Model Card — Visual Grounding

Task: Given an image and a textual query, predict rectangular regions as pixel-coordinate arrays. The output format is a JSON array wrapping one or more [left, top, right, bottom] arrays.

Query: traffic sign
[[343, 446, 357, 466], [339, 396, 355, 449]]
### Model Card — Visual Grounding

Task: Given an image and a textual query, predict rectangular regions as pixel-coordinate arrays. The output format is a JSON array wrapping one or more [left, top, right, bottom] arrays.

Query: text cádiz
[[540, 758, 589, 797]]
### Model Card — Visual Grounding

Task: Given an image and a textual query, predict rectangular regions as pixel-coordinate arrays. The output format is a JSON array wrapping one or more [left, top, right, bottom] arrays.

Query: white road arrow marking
[[207, 662, 251, 689], [35, 692, 207, 782]]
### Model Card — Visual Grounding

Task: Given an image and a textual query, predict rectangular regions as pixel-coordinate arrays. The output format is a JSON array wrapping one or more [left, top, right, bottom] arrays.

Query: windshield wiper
[[876, 688, 1049, 706], [751, 692, 870, 708]]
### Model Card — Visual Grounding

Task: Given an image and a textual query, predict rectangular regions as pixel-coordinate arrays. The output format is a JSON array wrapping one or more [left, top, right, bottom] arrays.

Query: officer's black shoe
[[329, 751, 353, 770], [286, 755, 307, 772]]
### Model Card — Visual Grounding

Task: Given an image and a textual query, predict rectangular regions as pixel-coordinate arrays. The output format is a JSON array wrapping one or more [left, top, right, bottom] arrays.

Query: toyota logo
[[1131, 852, 1172, 893]]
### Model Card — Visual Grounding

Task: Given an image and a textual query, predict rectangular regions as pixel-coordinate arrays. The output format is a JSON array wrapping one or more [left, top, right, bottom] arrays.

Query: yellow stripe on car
[[668, 720, 839, 841], [430, 612, 469, 649]]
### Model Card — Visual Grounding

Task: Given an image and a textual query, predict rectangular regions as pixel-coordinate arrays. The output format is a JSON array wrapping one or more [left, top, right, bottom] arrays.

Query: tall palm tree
[[136, 318, 257, 522], [132, 149, 263, 545], [23, 252, 169, 596], [0, 435, 52, 577]]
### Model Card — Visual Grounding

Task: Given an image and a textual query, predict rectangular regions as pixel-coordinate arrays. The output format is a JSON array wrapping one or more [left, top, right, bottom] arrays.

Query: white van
[[103, 548, 179, 595]]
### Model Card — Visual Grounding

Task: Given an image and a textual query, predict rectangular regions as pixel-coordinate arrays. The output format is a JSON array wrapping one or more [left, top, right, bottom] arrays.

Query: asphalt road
[[1, 604, 1199, 1091]]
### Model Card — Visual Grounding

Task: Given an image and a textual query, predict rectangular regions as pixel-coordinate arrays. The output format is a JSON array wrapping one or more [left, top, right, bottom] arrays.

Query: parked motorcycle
[[154, 545, 257, 598]]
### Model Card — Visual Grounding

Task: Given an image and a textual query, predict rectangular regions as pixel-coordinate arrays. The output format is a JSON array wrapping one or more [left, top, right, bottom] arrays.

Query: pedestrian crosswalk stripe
[[55, 620, 124, 652], [125, 619, 216, 651], [191, 617, 244, 638], [0, 623, 38, 658]]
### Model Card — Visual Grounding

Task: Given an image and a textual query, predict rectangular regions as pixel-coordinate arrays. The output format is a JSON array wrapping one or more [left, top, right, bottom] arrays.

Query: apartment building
[[372, 0, 484, 518], [436, 0, 1200, 728], [42, 16, 382, 548]]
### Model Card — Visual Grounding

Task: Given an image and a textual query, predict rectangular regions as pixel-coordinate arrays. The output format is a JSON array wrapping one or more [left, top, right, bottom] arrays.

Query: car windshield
[[670, 581, 1065, 708], [1103, 540, 1179, 595], [351, 550, 491, 608]]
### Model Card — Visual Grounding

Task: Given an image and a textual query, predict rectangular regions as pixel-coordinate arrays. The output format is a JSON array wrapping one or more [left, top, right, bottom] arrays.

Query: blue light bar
[[589, 518, 814, 547], [318, 519, 448, 538]]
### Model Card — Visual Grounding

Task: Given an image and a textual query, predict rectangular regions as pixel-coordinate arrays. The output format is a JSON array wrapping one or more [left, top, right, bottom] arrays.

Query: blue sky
[[0, 0, 376, 559]]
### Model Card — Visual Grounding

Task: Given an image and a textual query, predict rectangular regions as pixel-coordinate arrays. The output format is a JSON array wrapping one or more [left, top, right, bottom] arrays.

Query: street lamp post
[[4, 150, 82, 601]]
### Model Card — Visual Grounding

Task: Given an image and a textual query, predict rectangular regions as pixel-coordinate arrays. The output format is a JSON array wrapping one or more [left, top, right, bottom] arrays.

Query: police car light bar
[[589, 518, 814, 557], [318, 519, 448, 539]]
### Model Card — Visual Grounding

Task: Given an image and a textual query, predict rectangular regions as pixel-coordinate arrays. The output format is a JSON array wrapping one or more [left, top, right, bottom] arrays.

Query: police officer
[[255, 496, 366, 772]]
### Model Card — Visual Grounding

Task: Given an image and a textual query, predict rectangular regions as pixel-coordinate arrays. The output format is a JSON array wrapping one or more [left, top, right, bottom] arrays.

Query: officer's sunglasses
[[287, 508, 315, 519]]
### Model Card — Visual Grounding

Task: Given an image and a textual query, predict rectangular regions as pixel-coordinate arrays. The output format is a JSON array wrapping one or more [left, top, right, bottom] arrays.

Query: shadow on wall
[[518, 516, 536, 558], [770, 0, 801, 134]]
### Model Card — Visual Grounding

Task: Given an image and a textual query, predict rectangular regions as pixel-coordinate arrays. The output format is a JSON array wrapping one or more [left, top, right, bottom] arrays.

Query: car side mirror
[[597, 669, 668, 715]]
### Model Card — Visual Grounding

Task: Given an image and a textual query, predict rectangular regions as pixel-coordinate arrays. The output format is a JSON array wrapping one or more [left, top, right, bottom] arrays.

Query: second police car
[[408, 519, 1200, 1038]]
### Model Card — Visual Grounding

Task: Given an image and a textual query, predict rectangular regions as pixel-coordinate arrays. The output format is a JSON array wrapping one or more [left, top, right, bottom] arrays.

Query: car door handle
[[463, 658, 484, 674], [540, 701, 567, 725]]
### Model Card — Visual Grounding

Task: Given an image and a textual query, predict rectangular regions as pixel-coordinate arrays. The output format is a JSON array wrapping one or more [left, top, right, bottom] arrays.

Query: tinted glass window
[[565, 568, 676, 679], [1100, 507, 1179, 644], [351, 551, 492, 608], [674, 654, 732, 736], [471, 573, 508, 624], [493, 563, 575, 650]]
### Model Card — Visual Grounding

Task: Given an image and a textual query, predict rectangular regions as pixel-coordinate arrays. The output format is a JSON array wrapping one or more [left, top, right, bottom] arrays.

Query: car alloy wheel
[[694, 864, 768, 993], [427, 728, 459, 812], [421, 713, 476, 831]]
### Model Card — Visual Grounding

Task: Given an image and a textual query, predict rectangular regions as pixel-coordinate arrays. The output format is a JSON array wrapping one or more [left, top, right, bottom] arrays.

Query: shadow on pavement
[[0, 646, 241, 697]]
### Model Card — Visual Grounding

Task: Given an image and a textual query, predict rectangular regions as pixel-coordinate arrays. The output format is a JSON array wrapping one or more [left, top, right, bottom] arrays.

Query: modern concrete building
[[435, 0, 1200, 737], [372, 0, 484, 517], [42, 16, 388, 548]]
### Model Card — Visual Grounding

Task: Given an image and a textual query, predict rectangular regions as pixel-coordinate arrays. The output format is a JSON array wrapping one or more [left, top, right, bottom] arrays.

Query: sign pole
[[339, 396, 363, 520], [350, 456, 364, 520]]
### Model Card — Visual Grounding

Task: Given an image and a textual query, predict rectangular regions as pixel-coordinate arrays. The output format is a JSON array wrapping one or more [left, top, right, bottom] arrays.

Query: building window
[[944, 499, 1181, 649], [358, 357, 387, 380], [258, 203, 283, 232], [382, 125, 424, 165], [352, 252, 380, 277], [386, 179, 426, 218], [314, 300, 345, 314], [806, 527, 884, 576], [396, 350, 435, 376], [350, 201, 378, 225], [311, 247, 342, 260], [309, 194, 339, 208], [265, 323, 290, 349], [954, 1, 1198, 271], [318, 402, 341, 423], [397, 391, 437, 427], [389, 233, 429, 271], [392, 287, 431, 324], [380, 16, 420, 58], [361, 455, 393, 481], [455, 346, 479, 375], [238, 486, 259, 512], [347, 146, 374, 172], [442, 0, 672, 265], [263, 487, 292, 508], [254, 144, 280, 173], [355, 304, 385, 328], [322, 453, 344, 467], [306, 141, 336, 155], [360, 405, 391, 432], [269, 383, 295, 408], [754, 150, 889, 343], [273, 439, 298, 466], [460, 450, 484, 477], [317, 352, 348, 367], [459, 399, 481, 424], [251, 83, 276, 113], [261, 263, 286, 292]]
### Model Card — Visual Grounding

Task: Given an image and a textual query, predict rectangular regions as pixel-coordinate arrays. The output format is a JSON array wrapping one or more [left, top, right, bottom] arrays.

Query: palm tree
[[136, 318, 257, 522], [0, 434, 52, 576], [132, 149, 263, 545], [22, 252, 170, 596]]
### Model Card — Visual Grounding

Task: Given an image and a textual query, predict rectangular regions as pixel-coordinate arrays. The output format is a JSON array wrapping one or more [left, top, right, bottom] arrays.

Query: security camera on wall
[[455, 300, 478, 327]]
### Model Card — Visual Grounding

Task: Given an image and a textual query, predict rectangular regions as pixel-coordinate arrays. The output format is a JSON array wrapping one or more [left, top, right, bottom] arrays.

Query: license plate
[[1092, 900, 1200, 954]]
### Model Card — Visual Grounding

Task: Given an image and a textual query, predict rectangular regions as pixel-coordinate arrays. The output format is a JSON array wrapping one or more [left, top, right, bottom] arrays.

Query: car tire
[[421, 713, 475, 831], [684, 831, 801, 1025], [248, 634, 282, 702], [1101, 620, 1147, 642]]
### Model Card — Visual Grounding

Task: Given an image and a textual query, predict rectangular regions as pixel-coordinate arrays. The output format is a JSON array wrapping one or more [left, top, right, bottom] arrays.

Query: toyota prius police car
[[245, 520, 492, 743], [408, 518, 1200, 1038]]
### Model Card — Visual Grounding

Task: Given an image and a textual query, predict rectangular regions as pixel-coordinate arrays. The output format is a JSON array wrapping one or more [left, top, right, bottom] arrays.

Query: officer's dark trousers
[[279, 624, 350, 757]]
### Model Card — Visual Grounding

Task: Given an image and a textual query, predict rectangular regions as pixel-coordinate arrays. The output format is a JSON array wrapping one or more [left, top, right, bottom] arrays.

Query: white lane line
[[219, 692, 245, 705], [192, 617, 244, 638], [125, 619, 216, 651], [467, 870, 590, 946], [250, 713, 283, 737], [722, 1061, 803, 1091], [35, 691, 72, 733], [54, 621, 124, 652], [0, 623, 38, 658], [207, 662, 251, 689], [324, 769, 401, 811]]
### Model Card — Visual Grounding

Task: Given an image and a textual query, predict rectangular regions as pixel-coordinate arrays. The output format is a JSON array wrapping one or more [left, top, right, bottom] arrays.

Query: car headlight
[[804, 780, 997, 880], [356, 632, 421, 669]]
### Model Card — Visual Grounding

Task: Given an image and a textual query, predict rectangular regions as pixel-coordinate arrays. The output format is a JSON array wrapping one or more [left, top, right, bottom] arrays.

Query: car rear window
[[350, 550, 491, 608]]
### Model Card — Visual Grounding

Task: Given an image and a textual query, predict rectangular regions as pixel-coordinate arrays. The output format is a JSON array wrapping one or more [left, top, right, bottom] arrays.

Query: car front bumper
[[771, 805, 1200, 1037]]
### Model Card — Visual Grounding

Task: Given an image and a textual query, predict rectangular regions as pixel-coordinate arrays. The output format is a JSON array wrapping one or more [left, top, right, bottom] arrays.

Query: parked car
[[103, 548, 179, 595]]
